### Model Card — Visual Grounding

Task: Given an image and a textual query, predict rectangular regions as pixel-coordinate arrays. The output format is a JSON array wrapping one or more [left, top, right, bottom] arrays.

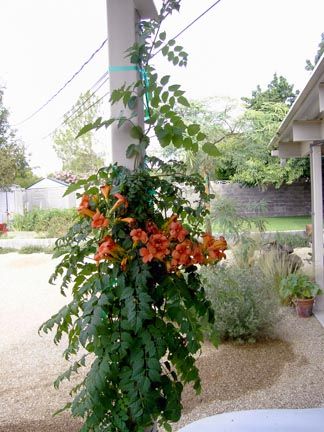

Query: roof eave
[[270, 52, 324, 148]]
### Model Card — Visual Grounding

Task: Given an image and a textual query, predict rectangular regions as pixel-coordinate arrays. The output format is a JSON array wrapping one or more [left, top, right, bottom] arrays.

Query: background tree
[[233, 75, 309, 188], [13, 168, 40, 189], [305, 32, 324, 71], [167, 75, 310, 189], [241, 73, 298, 109], [159, 97, 241, 179], [229, 102, 310, 188], [0, 87, 31, 189], [52, 91, 104, 175]]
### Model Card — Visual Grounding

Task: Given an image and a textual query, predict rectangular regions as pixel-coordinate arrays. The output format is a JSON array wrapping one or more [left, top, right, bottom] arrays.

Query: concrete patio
[[179, 408, 324, 431]]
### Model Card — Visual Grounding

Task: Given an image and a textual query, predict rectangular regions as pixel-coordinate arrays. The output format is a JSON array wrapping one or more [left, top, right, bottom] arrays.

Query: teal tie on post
[[109, 65, 151, 120], [108, 65, 138, 72], [139, 68, 151, 121]]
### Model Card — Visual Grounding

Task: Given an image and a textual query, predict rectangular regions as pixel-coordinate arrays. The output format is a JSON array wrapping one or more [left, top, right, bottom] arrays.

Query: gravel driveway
[[0, 253, 82, 431], [1, 252, 324, 432]]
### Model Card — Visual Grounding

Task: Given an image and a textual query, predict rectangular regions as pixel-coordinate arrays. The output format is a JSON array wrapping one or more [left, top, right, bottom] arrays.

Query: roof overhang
[[270, 53, 324, 158], [134, 0, 159, 19]]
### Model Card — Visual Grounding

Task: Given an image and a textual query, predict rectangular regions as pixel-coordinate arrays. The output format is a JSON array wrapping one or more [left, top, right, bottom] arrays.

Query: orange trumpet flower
[[130, 228, 148, 244], [94, 236, 124, 262], [100, 184, 112, 199], [91, 209, 109, 229], [147, 233, 170, 261], [120, 257, 128, 271], [120, 217, 136, 225], [78, 195, 95, 218], [140, 247, 154, 263], [110, 193, 128, 213], [169, 220, 188, 243]]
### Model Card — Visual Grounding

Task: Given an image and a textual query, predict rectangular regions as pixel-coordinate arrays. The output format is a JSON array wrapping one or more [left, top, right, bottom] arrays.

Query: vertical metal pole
[[106, 0, 144, 169], [310, 144, 324, 311]]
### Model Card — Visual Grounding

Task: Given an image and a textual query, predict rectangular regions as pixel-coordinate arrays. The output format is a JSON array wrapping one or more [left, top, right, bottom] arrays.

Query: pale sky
[[1, 0, 324, 175]]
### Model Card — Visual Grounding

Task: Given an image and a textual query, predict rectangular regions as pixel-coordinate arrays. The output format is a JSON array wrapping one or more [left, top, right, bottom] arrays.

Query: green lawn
[[264, 216, 312, 231]]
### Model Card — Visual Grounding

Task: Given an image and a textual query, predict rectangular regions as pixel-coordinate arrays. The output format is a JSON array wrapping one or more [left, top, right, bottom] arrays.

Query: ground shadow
[[182, 338, 296, 413], [0, 416, 82, 432]]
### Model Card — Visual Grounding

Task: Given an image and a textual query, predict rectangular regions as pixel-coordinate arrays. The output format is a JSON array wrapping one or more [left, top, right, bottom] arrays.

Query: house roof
[[26, 177, 69, 189], [270, 53, 324, 157]]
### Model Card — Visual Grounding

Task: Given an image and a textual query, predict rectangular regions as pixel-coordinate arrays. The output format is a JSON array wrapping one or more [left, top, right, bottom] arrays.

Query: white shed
[[25, 178, 76, 210]]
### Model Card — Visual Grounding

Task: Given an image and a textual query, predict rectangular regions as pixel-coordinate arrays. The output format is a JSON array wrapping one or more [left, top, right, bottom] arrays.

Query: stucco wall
[[211, 181, 312, 217]]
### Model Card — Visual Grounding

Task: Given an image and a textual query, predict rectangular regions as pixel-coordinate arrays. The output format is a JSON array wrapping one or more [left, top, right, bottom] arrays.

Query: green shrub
[[231, 234, 260, 268], [11, 210, 40, 231], [11, 209, 76, 237], [0, 247, 17, 254], [273, 232, 309, 248], [200, 264, 279, 342], [18, 245, 54, 254], [257, 249, 301, 298], [211, 195, 266, 241]]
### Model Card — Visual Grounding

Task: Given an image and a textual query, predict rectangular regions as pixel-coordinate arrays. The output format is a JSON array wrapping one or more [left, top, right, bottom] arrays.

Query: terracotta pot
[[295, 297, 315, 318]]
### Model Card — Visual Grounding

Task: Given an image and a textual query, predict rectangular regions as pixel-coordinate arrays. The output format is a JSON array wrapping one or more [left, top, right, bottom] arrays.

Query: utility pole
[[106, 0, 157, 169]]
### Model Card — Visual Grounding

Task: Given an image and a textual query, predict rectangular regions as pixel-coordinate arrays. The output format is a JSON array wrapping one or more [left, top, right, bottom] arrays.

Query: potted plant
[[279, 273, 322, 317]]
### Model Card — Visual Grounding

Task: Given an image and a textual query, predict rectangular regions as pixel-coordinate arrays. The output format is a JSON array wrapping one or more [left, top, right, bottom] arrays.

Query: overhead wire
[[14, 38, 108, 126], [42, 72, 110, 139], [43, 90, 110, 139], [71, 90, 110, 122], [152, 0, 223, 59], [60, 73, 109, 126], [56, 1, 224, 138], [89, 70, 109, 92], [34, 0, 223, 138]]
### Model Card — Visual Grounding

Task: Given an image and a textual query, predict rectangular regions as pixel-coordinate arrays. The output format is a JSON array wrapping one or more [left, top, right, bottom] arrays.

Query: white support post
[[106, 3, 158, 430], [310, 144, 324, 313], [106, 0, 144, 169]]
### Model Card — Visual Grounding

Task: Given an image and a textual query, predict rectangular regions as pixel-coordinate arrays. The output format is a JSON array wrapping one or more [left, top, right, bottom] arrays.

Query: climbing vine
[[40, 2, 225, 431]]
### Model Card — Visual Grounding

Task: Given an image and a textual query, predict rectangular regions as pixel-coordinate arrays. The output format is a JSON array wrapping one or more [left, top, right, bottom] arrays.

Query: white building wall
[[0, 189, 25, 223], [25, 187, 76, 210]]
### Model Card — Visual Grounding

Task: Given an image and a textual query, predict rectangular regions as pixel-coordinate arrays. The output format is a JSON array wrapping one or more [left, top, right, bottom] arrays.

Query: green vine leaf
[[187, 124, 200, 136], [126, 144, 138, 158], [160, 75, 171, 86], [168, 84, 181, 92], [162, 45, 169, 56], [178, 95, 190, 107], [130, 125, 143, 139], [63, 179, 87, 197], [159, 31, 166, 41], [202, 142, 221, 156]]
